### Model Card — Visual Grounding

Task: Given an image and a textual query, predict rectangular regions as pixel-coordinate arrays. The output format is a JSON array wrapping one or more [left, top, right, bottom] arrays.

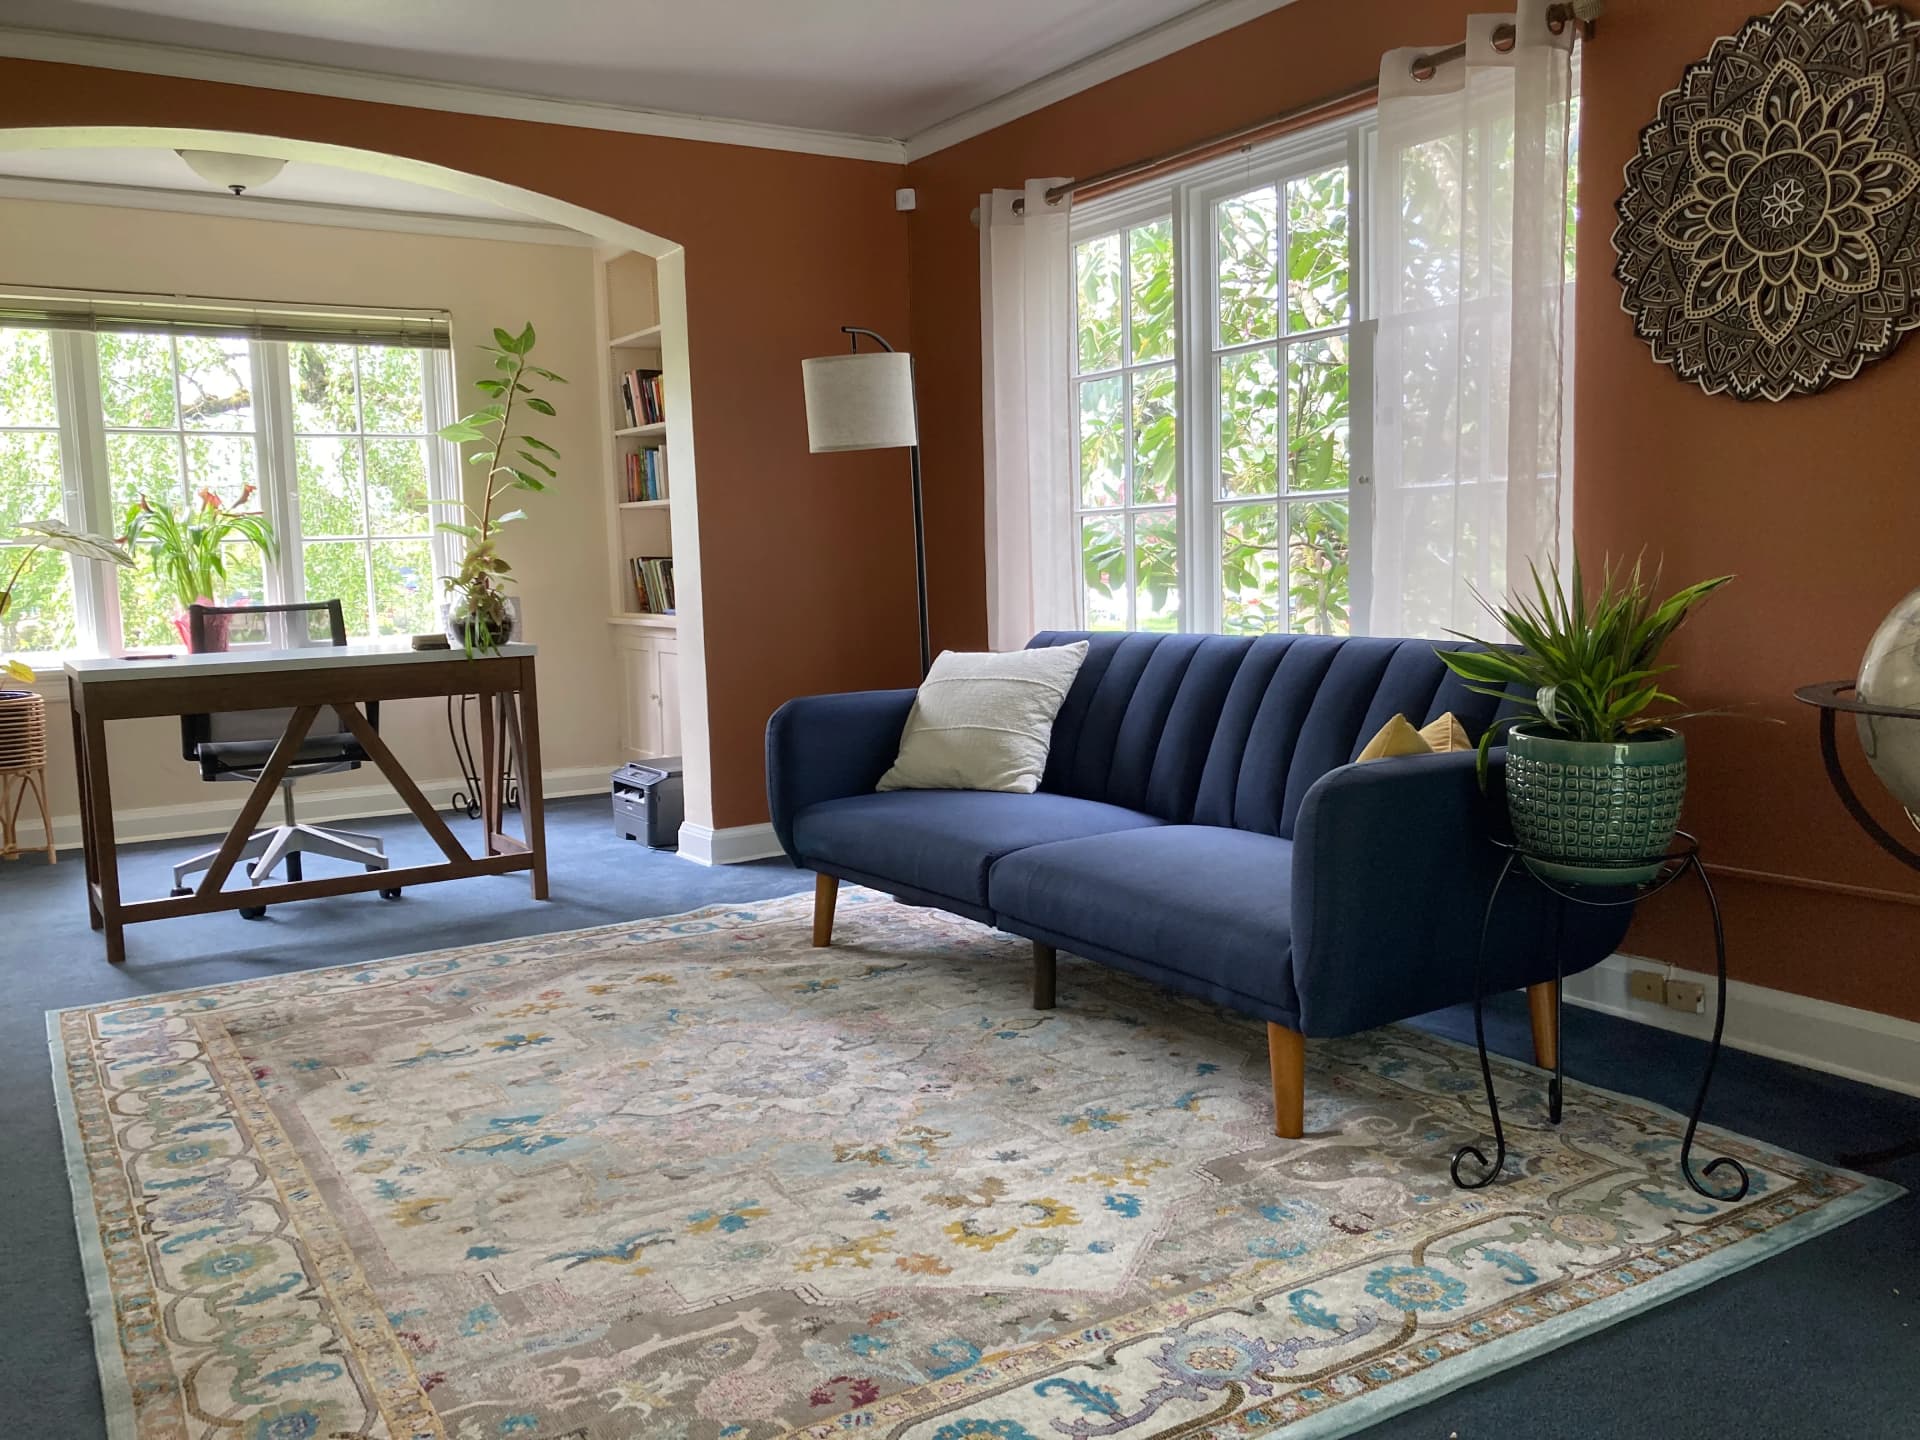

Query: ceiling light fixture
[[175, 149, 288, 196]]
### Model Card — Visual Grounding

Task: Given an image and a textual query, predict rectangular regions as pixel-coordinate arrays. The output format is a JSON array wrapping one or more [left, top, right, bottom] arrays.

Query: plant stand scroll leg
[[1454, 850, 1520, 1188], [1678, 855, 1751, 1201]]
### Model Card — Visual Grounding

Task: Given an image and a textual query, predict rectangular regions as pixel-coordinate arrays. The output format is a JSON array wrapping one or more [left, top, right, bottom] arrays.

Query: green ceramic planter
[[1504, 725, 1687, 887]]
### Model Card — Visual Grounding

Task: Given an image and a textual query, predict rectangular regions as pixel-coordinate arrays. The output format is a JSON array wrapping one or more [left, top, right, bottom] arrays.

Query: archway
[[0, 124, 717, 841]]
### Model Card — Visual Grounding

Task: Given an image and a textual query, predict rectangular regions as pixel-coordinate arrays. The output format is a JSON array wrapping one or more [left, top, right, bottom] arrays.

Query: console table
[[65, 643, 546, 963]]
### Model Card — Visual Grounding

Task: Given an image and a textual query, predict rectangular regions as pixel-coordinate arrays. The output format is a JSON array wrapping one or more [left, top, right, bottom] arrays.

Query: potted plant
[[3, 518, 136, 684], [121, 485, 277, 652], [1437, 555, 1732, 886], [435, 322, 565, 654]]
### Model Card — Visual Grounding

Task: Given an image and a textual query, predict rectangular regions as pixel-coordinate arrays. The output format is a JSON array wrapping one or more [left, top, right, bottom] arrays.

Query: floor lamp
[[801, 327, 931, 676]]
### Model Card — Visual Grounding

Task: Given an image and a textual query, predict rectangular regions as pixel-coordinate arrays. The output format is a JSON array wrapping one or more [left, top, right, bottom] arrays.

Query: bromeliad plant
[[1436, 554, 1733, 786], [2, 520, 135, 682], [435, 322, 565, 654], [122, 484, 278, 621]]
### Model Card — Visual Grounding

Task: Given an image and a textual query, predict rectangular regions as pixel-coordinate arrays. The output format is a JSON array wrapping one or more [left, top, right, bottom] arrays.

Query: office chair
[[170, 600, 400, 919]]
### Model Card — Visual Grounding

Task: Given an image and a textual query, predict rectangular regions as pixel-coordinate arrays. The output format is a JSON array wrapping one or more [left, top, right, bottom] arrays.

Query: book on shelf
[[629, 554, 676, 615], [622, 447, 669, 503], [617, 368, 665, 428]]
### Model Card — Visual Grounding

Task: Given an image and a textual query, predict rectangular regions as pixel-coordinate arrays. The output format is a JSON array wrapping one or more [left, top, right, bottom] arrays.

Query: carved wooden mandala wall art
[[1614, 0, 1920, 401]]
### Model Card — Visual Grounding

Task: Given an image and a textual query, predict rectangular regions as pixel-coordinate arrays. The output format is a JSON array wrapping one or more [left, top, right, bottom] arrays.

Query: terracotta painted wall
[[0, 57, 916, 831], [903, 0, 1920, 1022]]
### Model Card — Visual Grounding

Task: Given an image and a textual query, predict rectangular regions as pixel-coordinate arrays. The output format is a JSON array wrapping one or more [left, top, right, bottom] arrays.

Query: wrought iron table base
[[1452, 834, 1751, 1202], [448, 693, 520, 820]]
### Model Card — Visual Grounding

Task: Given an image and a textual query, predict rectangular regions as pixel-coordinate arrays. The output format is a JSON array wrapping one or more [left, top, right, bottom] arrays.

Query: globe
[[1856, 585, 1920, 818]]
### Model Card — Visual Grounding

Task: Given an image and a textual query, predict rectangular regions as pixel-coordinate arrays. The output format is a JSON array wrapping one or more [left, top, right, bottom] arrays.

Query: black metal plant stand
[[447, 693, 520, 820], [1451, 832, 1751, 1202]]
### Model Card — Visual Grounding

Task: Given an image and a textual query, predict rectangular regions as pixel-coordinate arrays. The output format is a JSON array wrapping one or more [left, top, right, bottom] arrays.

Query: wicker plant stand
[[0, 689, 55, 863]]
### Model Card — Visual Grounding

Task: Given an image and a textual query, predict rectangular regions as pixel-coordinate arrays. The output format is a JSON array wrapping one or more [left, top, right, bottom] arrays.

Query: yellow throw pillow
[[1419, 712, 1472, 753], [1357, 714, 1430, 762], [1358, 711, 1471, 763]]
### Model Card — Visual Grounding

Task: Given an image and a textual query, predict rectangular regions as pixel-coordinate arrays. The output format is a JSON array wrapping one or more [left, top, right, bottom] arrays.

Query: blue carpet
[[2, 795, 1914, 1436]]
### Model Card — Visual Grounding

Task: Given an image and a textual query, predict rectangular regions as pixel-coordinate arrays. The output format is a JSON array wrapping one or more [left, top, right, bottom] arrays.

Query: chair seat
[[988, 826, 1298, 1018], [199, 733, 365, 773], [791, 790, 1163, 909]]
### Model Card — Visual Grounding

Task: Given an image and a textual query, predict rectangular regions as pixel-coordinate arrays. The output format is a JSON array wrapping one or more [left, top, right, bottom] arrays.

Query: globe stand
[[1791, 680, 1920, 1168]]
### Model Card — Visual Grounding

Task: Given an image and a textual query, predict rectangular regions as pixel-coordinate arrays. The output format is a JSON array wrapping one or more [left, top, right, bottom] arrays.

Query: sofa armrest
[[766, 689, 918, 860], [1288, 749, 1626, 1036]]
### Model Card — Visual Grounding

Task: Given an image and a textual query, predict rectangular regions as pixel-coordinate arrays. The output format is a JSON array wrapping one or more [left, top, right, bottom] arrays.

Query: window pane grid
[[1073, 215, 1178, 631], [1209, 157, 1355, 638]]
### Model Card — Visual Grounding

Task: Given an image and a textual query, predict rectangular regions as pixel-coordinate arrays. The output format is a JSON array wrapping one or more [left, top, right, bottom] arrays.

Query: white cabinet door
[[655, 637, 681, 757], [616, 638, 662, 760]]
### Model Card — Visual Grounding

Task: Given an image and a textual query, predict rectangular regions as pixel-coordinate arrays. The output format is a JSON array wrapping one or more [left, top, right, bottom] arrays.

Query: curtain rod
[[1006, 0, 1599, 217]]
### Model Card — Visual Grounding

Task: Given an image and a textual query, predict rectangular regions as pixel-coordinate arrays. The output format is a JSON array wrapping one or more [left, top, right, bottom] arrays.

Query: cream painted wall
[[3, 196, 622, 844]]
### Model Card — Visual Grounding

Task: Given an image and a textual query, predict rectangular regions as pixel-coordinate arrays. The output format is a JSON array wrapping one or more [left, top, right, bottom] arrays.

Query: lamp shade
[[802, 350, 918, 453]]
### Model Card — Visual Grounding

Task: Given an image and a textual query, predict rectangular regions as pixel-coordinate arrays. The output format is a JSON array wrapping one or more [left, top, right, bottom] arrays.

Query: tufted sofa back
[[1027, 632, 1512, 838]]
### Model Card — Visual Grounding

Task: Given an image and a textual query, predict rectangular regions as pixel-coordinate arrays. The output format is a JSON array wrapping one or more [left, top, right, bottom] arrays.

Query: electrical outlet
[[1664, 979, 1705, 1014], [1629, 970, 1665, 1003]]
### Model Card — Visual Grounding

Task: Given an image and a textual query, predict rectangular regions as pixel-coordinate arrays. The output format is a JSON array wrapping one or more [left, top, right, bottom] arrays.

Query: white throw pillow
[[876, 642, 1090, 794]]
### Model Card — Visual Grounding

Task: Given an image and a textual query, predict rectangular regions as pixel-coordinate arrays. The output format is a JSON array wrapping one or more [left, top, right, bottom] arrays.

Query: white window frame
[[5, 328, 457, 659], [1069, 110, 1377, 636]]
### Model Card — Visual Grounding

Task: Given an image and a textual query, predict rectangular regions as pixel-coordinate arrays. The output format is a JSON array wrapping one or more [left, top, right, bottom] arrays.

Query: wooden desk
[[65, 643, 546, 963]]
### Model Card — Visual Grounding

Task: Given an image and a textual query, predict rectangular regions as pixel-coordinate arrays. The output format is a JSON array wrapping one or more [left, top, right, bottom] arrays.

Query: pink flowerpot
[[171, 600, 232, 653]]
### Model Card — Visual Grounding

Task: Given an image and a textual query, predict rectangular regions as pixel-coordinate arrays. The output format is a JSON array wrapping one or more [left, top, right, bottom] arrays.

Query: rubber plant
[[435, 322, 565, 655], [121, 484, 278, 648], [2, 520, 135, 683]]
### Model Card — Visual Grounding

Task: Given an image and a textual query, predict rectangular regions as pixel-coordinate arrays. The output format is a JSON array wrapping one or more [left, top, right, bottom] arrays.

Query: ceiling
[[0, 0, 1284, 142], [0, 146, 537, 220]]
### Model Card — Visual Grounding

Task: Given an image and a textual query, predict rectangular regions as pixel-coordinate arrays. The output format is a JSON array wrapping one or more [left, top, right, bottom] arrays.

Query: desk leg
[[478, 693, 499, 855], [517, 679, 547, 900], [70, 687, 102, 930], [82, 707, 124, 963]]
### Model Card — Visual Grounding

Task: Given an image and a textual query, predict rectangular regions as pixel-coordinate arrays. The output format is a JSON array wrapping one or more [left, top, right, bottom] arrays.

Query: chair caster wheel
[[239, 905, 266, 920], [379, 887, 402, 901], [170, 886, 190, 898]]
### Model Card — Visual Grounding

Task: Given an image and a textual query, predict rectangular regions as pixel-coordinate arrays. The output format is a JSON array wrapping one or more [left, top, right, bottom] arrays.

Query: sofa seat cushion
[[791, 791, 1164, 909], [988, 826, 1298, 1018]]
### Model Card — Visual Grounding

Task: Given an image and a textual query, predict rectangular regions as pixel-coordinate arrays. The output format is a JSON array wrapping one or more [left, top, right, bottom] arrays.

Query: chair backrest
[[1027, 631, 1520, 839], [180, 600, 366, 765]]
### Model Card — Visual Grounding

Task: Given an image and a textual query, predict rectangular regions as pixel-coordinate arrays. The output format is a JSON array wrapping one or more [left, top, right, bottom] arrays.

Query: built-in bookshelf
[[598, 251, 674, 627]]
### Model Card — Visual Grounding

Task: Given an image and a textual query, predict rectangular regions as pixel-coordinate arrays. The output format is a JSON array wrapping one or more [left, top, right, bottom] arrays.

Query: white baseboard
[[676, 821, 785, 867], [1565, 953, 1920, 1100], [18, 766, 615, 853]]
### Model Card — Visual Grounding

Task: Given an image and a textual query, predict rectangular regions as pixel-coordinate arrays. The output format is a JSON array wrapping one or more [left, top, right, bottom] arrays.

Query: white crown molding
[[1569, 952, 1920, 1100], [903, 0, 1301, 161], [0, 173, 596, 245], [0, 26, 906, 165]]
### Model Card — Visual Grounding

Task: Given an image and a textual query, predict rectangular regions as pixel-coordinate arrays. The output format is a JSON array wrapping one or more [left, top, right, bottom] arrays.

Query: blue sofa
[[767, 631, 1629, 1137]]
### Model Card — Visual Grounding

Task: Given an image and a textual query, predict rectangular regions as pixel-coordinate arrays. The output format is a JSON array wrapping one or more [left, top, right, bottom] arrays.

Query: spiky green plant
[[434, 322, 565, 655], [122, 485, 278, 616], [1436, 554, 1733, 785]]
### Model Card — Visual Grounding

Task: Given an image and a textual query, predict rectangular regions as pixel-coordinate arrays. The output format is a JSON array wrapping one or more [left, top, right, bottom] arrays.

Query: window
[[0, 322, 454, 658], [1070, 115, 1372, 636]]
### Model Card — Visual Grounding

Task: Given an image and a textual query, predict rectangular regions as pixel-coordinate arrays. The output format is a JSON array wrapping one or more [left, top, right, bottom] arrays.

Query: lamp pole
[[840, 326, 931, 677]]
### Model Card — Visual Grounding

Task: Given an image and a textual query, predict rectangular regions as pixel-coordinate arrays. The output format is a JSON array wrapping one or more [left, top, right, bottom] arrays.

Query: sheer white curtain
[[1369, 10, 1579, 638], [980, 180, 1075, 651]]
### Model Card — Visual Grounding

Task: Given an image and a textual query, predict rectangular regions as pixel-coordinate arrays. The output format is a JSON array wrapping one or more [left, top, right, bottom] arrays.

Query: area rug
[[52, 888, 1897, 1440]]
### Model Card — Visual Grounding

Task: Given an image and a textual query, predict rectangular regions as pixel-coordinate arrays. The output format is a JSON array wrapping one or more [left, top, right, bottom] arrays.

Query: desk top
[[66, 641, 536, 684]]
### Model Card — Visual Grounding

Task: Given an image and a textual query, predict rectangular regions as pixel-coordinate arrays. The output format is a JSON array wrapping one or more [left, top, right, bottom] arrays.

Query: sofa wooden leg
[[1033, 942, 1056, 1009], [812, 872, 838, 947], [1267, 1023, 1305, 1139], [1527, 980, 1560, 1070]]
